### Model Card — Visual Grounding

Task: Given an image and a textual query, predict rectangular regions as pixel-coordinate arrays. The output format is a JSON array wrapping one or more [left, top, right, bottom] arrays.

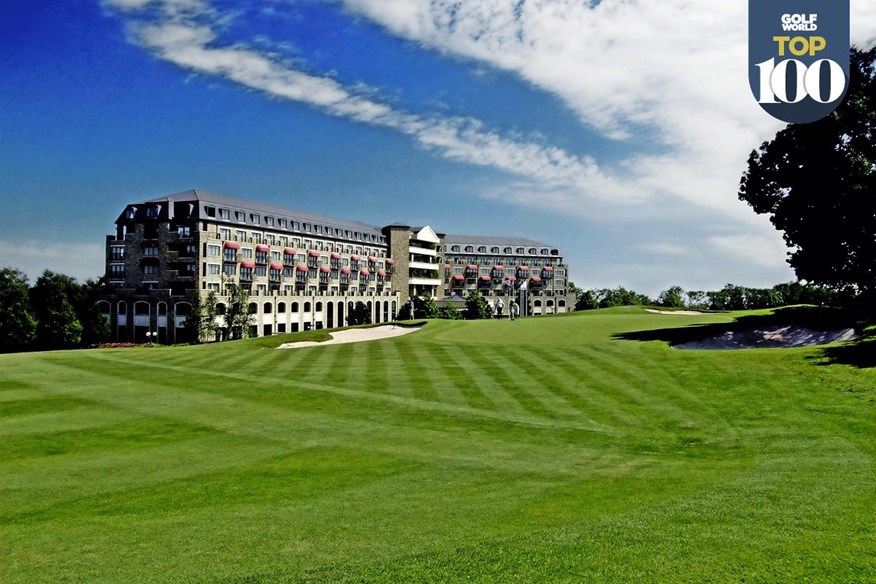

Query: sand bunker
[[277, 325, 421, 349], [675, 325, 857, 350]]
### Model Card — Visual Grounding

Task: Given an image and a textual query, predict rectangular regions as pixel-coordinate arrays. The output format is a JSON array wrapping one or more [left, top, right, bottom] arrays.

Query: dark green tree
[[739, 47, 876, 303], [464, 291, 491, 319], [0, 268, 37, 353], [347, 301, 372, 326], [418, 295, 440, 319], [30, 271, 83, 350], [658, 285, 686, 308], [224, 283, 253, 340], [438, 303, 462, 320], [70, 278, 111, 346], [575, 289, 601, 310]]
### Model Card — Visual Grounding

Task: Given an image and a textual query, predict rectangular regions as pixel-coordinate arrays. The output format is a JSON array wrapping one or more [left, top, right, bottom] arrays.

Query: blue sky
[[3, 0, 875, 295]]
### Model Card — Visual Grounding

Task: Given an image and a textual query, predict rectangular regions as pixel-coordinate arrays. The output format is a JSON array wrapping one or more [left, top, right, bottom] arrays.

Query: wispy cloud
[[102, 0, 876, 281], [340, 0, 876, 221], [105, 0, 646, 206]]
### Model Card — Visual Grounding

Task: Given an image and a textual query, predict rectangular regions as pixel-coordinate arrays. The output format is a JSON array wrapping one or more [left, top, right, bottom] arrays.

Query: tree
[[739, 47, 876, 302], [0, 268, 36, 353], [464, 291, 491, 319], [70, 278, 111, 346], [347, 301, 372, 326], [30, 271, 83, 350], [658, 285, 686, 308], [438, 304, 462, 320], [575, 289, 601, 310], [185, 290, 219, 343], [419, 295, 440, 319], [224, 283, 253, 340]]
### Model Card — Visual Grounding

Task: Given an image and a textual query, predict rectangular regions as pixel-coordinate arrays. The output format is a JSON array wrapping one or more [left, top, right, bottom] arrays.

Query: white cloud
[[104, 0, 876, 281], [116, 3, 647, 205], [708, 233, 791, 269], [341, 0, 876, 241], [0, 240, 105, 283]]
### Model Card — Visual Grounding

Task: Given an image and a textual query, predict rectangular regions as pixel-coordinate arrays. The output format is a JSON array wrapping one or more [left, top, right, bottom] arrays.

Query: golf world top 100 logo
[[749, 0, 849, 123]]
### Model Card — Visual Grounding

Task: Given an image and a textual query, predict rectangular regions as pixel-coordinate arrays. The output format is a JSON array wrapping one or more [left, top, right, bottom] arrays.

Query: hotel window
[[207, 244, 220, 257], [265, 233, 275, 244], [478, 246, 487, 253], [143, 246, 159, 257], [177, 226, 191, 237], [516, 247, 525, 254], [304, 223, 312, 233], [451, 245, 460, 252], [529, 248, 537, 254], [219, 208, 230, 219], [207, 282, 220, 291], [265, 216, 274, 227], [240, 266, 253, 280], [278, 219, 287, 229], [255, 250, 268, 264], [271, 251, 280, 261], [110, 264, 125, 277], [110, 246, 125, 261], [256, 266, 266, 277], [207, 264, 220, 275], [278, 236, 288, 246], [251, 232, 261, 243], [315, 225, 323, 234], [219, 228, 231, 239], [223, 248, 237, 262], [143, 264, 158, 276], [146, 205, 160, 218], [292, 221, 300, 231], [236, 229, 246, 239], [242, 248, 253, 259], [504, 247, 513, 254], [491, 246, 500, 253], [235, 211, 245, 222], [223, 264, 237, 276]]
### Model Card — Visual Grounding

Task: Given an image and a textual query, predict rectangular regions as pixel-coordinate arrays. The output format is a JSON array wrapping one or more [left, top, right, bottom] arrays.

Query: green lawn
[[1, 308, 874, 583]]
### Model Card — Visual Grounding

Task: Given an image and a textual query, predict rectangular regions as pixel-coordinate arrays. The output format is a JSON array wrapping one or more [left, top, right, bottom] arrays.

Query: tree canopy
[[738, 47, 876, 301]]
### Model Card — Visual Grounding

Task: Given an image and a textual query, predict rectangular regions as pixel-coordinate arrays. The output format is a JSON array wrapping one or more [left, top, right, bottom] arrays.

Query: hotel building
[[100, 189, 575, 343]]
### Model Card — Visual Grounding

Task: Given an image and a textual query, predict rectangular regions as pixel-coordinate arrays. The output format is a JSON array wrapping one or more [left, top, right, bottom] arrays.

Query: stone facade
[[100, 189, 575, 342]]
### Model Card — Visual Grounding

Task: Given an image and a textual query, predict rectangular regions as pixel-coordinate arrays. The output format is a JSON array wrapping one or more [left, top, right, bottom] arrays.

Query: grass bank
[[1, 308, 873, 582]]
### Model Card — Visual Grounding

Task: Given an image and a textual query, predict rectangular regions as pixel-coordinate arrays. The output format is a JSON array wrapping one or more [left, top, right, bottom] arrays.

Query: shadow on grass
[[811, 336, 876, 368], [616, 307, 872, 366]]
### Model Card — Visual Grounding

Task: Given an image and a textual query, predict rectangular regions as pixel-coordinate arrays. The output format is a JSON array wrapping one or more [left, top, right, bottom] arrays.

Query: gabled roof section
[[413, 225, 440, 244]]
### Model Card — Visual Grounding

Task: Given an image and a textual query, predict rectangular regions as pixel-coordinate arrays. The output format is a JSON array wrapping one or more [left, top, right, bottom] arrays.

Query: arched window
[[277, 302, 286, 313], [134, 301, 150, 316], [264, 302, 272, 314], [248, 302, 258, 314], [174, 302, 192, 316], [117, 300, 127, 315], [316, 302, 323, 311], [292, 302, 300, 312], [304, 302, 311, 312], [157, 302, 168, 316], [215, 303, 227, 315]]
